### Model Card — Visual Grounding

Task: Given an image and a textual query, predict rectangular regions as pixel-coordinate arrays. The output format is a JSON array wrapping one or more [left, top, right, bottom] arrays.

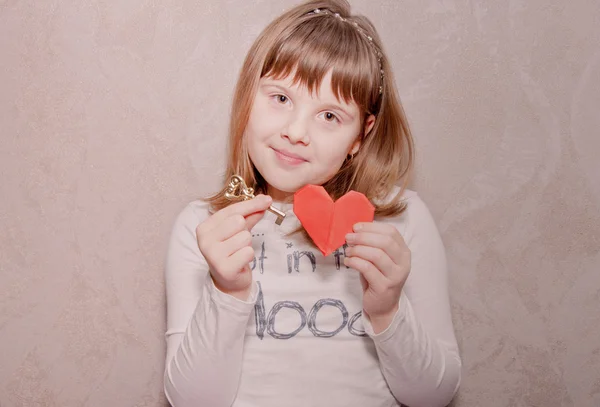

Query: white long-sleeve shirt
[[163, 187, 461, 407]]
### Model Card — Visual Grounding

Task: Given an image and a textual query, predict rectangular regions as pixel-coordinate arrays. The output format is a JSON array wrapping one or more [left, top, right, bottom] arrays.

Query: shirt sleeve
[[163, 201, 258, 407], [362, 192, 462, 407]]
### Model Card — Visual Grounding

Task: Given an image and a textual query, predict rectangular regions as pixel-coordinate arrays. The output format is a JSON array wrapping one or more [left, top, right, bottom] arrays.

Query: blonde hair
[[206, 0, 415, 220]]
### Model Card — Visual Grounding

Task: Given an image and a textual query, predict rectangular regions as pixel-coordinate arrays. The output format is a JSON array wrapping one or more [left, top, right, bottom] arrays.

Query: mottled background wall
[[1, 0, 599, 406]]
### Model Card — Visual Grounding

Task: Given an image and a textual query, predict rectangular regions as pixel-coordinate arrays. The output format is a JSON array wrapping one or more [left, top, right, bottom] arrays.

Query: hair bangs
[[261, 16, 381, 115]]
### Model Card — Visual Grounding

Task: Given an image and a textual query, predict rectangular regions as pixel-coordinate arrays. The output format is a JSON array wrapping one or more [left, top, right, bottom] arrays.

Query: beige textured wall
[[1, 0, 599, 406]]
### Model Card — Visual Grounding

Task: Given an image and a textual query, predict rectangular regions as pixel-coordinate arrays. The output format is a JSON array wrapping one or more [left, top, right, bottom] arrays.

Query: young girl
[[163, 1, 461, 406]]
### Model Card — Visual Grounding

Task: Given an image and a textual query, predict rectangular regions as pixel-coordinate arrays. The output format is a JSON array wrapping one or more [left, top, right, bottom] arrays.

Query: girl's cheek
[[269, 104, 289, 119], [267, 111, 288, 127]]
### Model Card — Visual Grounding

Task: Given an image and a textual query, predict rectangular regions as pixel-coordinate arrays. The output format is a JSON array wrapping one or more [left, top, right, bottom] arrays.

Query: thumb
[[244, 210, 267, 231]]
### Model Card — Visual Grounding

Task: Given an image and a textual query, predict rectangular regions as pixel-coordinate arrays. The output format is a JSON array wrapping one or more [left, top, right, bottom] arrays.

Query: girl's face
[[246, 69, 375, 201]]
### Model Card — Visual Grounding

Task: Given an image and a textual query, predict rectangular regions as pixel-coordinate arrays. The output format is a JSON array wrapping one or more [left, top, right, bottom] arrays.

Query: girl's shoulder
[[171, 199, 213, 230], [184, 198, 212, 214], [377, 184, 420, 209], [396, 185, 419, 201], [377, 186, 439, 236]]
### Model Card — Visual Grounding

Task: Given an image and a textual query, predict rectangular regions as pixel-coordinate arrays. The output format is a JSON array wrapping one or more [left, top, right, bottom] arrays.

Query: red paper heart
[[293, 185, 375, 256]]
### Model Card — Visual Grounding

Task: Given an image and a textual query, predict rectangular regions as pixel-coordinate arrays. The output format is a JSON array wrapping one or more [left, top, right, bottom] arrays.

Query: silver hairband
[[309, 8, 384, 95]]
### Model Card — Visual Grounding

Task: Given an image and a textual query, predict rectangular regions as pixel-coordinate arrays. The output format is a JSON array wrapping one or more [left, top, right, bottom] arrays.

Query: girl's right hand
[[196, 194, 273, 301]]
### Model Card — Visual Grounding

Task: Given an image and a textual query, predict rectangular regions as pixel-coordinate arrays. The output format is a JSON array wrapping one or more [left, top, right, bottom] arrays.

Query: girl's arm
[[163, 201, 257, 407], [362, 192, 462, 407]]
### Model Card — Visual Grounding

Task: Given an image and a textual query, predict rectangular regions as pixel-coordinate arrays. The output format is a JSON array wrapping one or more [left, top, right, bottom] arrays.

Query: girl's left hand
[[344, 222, 411, 333]]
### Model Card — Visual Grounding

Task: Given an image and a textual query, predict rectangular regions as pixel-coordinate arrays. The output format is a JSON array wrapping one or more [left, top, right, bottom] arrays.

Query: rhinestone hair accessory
[[309, 8, 384, 95]]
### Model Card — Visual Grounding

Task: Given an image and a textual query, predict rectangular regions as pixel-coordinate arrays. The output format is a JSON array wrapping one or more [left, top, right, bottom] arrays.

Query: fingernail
[[263, 195, 272, 203], [353, 223, 362, 231], [346, 233, 356, 243]]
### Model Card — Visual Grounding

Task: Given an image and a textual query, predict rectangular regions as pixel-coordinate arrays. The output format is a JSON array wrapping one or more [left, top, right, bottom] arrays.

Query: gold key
[[224, 175, 286, 225]]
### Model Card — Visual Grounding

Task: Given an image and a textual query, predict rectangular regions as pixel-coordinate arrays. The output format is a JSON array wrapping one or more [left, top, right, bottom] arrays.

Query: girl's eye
[[273, 94, 288, 104], [271, 94, 339, 123], [323, 112, 340, 123]]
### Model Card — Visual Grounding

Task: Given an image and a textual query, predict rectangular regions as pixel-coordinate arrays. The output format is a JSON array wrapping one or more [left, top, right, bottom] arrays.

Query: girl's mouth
[[272, 148, 307, 165]]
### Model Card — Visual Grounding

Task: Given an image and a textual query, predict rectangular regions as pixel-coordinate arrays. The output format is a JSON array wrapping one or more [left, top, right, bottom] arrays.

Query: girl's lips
[[272, 148, 307, 165]]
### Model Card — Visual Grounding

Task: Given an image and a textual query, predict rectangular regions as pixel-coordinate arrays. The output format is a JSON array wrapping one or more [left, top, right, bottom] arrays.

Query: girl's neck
[[266, 185, 295, 204]]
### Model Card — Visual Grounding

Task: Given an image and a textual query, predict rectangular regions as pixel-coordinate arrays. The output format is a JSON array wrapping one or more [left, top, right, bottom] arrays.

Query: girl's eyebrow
[[319, 103, 354, 121], [261, 82, 295, 94], [261, 82, 355, 120]]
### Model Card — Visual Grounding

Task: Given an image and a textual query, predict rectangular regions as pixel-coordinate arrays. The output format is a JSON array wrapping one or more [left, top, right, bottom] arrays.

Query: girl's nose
[[283, 115, 310, 145]]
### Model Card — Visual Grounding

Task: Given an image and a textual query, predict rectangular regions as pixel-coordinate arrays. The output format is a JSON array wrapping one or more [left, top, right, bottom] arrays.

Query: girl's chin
[[264, 180, 305, 200], [261, 170, 329, 198], [265, 185, 297, 201]]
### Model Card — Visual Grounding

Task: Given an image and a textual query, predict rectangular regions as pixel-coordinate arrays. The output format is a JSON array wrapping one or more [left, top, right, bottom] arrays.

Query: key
[[224, 175, 286, 225]]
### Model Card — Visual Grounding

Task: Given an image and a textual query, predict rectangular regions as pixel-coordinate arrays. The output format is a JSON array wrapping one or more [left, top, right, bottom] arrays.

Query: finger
[[344, 256, 387, 288], [209, 213, 247, 242], [359, 274, 368, 291], [220, 194, 273, 219], [211, 203, 269, 239], [353, 222, 406, 247], [346, 231, 407, 265], [345, 244, 396, 278], [244, 210, 267, 231], [202, 195, 272, 233], [221, 230, 253, 257], [224, 245, 255, 274]]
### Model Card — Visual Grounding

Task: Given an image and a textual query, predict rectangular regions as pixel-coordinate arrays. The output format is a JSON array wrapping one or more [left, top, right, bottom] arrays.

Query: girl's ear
[[350, 138, 361, 156], [350, 114, 376, 155], [364, 114, 376, 136]]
